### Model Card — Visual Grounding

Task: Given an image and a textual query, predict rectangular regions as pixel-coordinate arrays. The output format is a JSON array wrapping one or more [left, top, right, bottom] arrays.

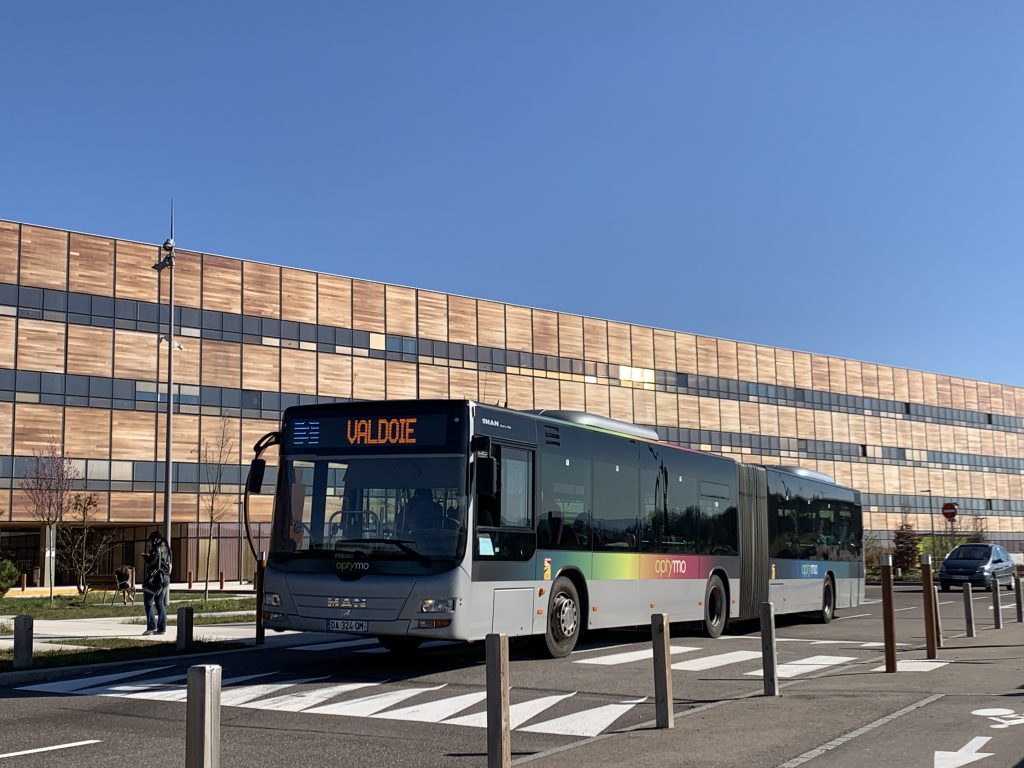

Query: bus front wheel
[[545, 576, 582, 658], [702, 575, 728, 639]]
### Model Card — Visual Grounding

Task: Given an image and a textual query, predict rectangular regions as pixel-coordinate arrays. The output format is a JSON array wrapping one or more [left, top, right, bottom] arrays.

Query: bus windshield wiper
[[335, 538, 432, 566]]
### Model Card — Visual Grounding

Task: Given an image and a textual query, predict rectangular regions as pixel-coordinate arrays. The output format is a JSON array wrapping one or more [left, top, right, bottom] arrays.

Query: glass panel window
[[593, 444, 638, 552], [539, 452, 591, 550]]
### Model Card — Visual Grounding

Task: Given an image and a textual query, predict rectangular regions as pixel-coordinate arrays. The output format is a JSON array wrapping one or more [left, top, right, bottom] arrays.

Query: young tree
[[966, 514, 989, 544], [199, 418, 238, 600], [891, 514, 920, 575], [22, 438, 77, 603], [57, 491, 113, 599]]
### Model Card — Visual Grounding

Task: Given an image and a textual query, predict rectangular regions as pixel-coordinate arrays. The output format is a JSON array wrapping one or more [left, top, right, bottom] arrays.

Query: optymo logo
[[336, 561, 370, 572], [654, 558, 687, 576]]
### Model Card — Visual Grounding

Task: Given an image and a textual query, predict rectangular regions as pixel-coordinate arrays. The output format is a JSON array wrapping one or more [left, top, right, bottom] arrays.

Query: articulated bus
[[254, 400, 863, 657]]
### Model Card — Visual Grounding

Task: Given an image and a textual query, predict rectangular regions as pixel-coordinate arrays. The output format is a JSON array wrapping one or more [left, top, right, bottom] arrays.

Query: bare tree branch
[[199, 418, 238, 600]]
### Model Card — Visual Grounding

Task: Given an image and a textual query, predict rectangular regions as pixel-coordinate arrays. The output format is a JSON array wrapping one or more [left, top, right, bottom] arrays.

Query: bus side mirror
[[477, 457, 497, 496], [247, 459, 267, 494]]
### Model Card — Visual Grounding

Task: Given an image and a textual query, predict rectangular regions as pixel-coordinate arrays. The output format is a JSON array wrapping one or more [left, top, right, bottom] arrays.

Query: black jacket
[[143, 543, 172, 593]]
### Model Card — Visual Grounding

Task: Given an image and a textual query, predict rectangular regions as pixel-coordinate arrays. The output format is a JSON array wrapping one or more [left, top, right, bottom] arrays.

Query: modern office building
[[1, 218, 1022, 584]]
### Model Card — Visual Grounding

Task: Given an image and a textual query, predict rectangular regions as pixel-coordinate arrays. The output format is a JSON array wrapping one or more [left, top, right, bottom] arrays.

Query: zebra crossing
[[18, 668, 649, 739], [572, 636, 947, 680], [16, 637, 953, 740]]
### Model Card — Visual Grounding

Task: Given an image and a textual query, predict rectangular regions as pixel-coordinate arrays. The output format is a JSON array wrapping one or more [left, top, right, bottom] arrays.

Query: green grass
[[0, 637, 248, 672], [0, 620, 12, 635], [0, 592, 255, 621], [122, 612, 256, 626]]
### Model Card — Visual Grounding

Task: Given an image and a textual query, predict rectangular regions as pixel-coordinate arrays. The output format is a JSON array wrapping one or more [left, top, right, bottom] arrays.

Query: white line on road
[[0, 740, 101, 759], [575, 645, 697, 665], [894, 607, 916, 612], [834, 613, 871, 620]]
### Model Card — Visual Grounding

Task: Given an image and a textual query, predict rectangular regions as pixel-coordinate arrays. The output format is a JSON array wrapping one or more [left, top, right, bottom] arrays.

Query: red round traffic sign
[[941, 502, 958, 520]]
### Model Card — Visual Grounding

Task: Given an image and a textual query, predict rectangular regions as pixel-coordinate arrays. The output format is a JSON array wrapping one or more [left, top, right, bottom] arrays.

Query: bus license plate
[[328, 619, 368, 633]]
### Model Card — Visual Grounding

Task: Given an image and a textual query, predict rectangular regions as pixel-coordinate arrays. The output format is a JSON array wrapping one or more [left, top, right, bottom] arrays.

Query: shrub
[[0, 559, 19, 597]]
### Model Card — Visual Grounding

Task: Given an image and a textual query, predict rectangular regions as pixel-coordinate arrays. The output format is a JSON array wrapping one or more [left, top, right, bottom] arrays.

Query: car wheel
[[544, 576, 582, 658], [940, 583, 950, 592], [703, 575, 728, 638]]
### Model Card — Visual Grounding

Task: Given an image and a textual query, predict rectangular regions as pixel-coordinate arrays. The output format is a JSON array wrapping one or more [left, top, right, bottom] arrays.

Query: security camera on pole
[[152, 203, 179, 606]]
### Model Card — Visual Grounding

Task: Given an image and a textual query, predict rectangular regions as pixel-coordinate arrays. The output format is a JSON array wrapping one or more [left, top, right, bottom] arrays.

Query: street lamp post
[[922, 488, 934, 558], [153, 211, 177, 585]]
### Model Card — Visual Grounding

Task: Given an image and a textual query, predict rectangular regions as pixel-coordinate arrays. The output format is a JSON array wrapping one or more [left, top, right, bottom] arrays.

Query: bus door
[[473, 443, 537, 635]]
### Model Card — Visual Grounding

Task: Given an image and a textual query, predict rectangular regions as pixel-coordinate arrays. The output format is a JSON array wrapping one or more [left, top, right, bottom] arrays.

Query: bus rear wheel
[[818, 578, 835, 624], [378, 636, 423, 654], [544, 576, 582, 658], [702, 575, 728, 639]]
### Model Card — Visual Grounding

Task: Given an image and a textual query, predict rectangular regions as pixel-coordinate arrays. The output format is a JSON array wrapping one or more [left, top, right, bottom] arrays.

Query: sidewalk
[[3, 580, 255, 599], [0, 613, 332, 657]]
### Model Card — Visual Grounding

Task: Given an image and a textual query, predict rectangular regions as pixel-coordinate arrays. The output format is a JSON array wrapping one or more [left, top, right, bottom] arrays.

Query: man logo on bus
[[654, 559, 687, 576]]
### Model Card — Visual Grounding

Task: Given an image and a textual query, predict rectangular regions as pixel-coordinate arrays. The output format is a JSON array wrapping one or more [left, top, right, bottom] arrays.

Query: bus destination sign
[[288, 413, 449, 451]]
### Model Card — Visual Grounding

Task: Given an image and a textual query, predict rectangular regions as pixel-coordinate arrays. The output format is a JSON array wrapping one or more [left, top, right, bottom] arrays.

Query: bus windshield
[[271, 455, 467, 564]]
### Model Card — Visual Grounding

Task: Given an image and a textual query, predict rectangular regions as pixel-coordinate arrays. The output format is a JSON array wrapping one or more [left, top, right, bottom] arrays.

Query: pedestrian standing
[[142, 531, 172, 635]]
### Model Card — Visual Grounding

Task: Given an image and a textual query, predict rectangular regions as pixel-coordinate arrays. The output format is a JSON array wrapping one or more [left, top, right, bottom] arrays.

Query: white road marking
[[894, 607, 916, 612], [304, 684, 447, 717], [835, 613, 872, 620], [0, 740, 101, 759], [575, 646, 698, 665], [18, 666, 172, 693], [77, 672, 185, 696], [672, 650, 762, 671], [372, 691, 487, 722], [234, 681, 373, 711], [445, 692, 576, 729], [570, 642, 633, 655], [221, 679, 324, 707], [520, 698, 646, 737], [870, 659, 951, 672], [747, 655, 856, 679], [120, 673, 275, 702]]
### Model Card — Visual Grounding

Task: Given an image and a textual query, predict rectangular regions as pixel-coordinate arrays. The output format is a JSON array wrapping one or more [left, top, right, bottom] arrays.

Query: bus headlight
[[264, 592, 281, 607], [420, 598, 456, 613]]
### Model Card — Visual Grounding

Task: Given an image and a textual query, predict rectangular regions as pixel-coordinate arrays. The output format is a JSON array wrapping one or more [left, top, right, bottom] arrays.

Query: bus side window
[[539, 450, 591, 551]]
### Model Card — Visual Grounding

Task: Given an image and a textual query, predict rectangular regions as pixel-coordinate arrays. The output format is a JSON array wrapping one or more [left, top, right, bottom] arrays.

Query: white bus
[[249, 400, 864, 657]]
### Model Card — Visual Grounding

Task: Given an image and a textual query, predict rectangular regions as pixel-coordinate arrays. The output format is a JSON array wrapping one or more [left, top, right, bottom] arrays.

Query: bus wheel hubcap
[[555, 595, 577, 637]]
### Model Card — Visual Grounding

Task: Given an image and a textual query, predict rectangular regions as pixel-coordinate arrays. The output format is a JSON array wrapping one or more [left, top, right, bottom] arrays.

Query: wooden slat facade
[[1, 217, 1022, 549]]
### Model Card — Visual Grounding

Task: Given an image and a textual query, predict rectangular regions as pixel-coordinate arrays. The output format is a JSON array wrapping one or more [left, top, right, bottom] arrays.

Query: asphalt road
[[2, 584, 1023, 767]]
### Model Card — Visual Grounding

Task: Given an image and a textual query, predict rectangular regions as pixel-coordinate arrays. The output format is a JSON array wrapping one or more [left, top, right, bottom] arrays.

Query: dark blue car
[[939, 543, 1017, 592]]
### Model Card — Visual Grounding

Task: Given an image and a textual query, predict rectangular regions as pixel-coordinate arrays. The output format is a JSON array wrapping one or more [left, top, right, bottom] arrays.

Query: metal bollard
[[255, 551, 266, 646], [651, 613, 674, 727], [933, 586, 943, 649], [485, 633, 511, 768], [177, 606, 195, 652], [13, 616, 33, 670], [992, 577, 1003, 630], [19, 573, 27, 591], [920, 555, 937, 659], [760, 602, 779, 696], [188, 570, 193, 590], [186, 665, 221, 768], [963, 583, 975, 638], [881, 555, 897, 672], [219, 571, 225, 590], [1015, 575, 1023, 624]]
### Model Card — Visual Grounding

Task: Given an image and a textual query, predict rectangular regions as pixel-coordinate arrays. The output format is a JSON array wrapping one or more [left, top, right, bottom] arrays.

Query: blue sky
[[2, 3, 1023, 386]]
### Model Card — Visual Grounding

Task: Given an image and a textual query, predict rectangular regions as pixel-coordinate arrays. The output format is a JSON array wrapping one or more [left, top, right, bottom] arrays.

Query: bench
[[87, 568, 136, 605]]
